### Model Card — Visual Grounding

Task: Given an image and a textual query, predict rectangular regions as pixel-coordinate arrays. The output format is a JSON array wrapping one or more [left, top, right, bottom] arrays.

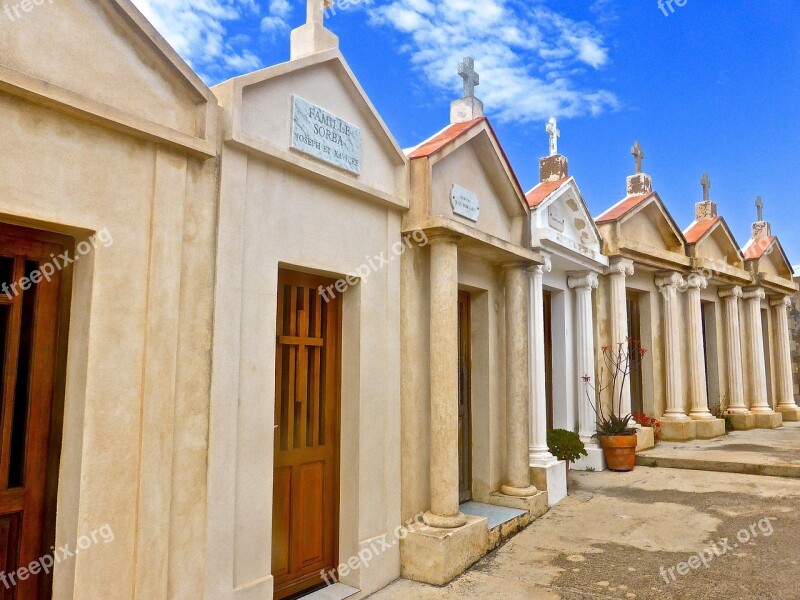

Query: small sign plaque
[[548, 204, 565, 232], [450, 185, 480, 222], [290, 95, 362, 175]]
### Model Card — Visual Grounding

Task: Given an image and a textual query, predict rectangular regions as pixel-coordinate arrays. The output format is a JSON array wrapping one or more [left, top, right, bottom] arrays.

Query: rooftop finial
[[756, 195, 764, 222], [546, 117, 560, 157], [632, 141, 645, 174], [701, 173, 711, 202], [291, 0, 338, 60], [450, 57, 484, 124]]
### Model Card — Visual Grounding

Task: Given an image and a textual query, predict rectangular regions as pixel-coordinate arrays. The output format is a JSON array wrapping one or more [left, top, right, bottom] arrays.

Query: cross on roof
[[756, 196, 764, 221], [308, 0, 333, 24], [546, 117, 560, 157], [700, 173, 711, 202], [458, 57, 479, 99], [631, 142, 645, 174]]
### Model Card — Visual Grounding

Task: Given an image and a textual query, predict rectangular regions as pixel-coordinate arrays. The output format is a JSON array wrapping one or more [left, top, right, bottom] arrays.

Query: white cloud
[[261, 0, 294, 33], [130, 0, 262, 81], [370, 0, 618, 122]]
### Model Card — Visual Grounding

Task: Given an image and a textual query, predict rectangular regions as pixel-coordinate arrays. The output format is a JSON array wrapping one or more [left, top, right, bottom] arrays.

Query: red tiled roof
[[526, 177, 570, 208], [595, 193, 654, 224], [407, 117, 486, 159], [684, 216, 721, 244], [743, 236, 776, 260]]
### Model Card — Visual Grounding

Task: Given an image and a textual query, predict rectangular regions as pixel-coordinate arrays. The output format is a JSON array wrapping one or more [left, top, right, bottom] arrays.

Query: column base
[[729, 413, 757, 430], [661, 419, 697, 441], [400, 516, 487, 586], [530, 461, 567, 507], [487, 490, 549, 518], [777, 406, 800, 422], [754, 412, 783, 429], [689, 411, 716, 420], [636, 426, 655, 451], [750, 406, 776, 415], [695, 418, 727, 439], [423, 511, 467, 529], [499, 484, 538, 498], [572, 444, 606, 471]]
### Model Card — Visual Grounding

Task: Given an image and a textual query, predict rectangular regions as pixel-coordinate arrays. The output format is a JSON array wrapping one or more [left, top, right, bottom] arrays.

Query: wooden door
[[272, 270, 341, 600], [543, 291, 554, 431], [0, 225, 66, 600], [626, 292, 644, 416], [457, 291, 472, 503]]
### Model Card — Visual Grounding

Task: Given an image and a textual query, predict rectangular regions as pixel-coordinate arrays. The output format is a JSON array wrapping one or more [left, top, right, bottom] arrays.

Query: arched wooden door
[[0, 224, 66, 599]]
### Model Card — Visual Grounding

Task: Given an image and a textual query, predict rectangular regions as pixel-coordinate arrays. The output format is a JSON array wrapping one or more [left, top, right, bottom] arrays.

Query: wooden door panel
[[273, 270, 340, 600], [0, 224, 66, 600], [457, 291, 472, 503]]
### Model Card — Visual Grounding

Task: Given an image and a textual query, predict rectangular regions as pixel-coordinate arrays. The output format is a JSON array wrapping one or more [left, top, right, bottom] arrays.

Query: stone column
[[501, 262, 537, 497], [656, 272, 689, 420], [742, 288, 773, 414], [719, 287, 749, 413], [686, 274, 714, 419], [528, 260, 556, 465], [608, 258, 635, 419], [424, 235, 466, 529], [568, 272, 600, 443], [771, 296, 800, 417]]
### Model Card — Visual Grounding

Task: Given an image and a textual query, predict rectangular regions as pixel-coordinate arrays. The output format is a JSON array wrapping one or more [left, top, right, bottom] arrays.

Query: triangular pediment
[[689, 217, 745, 269], [0, 0, 213, 139], [750, 237, 794, 279], [223, 50, 407, 202], [618, 193, 685, 254], [531, 179, 605, 262]]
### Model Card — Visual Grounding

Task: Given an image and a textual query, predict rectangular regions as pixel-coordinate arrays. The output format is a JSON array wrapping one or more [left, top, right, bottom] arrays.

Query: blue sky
[[132, 0, 800, 265]]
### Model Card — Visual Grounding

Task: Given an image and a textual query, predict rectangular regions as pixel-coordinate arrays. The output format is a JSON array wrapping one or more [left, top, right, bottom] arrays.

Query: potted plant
[[547, 429, 587, 487], [582, 339, 648, 472]]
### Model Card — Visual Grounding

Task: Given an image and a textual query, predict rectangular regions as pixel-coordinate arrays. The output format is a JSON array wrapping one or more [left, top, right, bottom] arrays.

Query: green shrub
[[547, 429, 588, 464]]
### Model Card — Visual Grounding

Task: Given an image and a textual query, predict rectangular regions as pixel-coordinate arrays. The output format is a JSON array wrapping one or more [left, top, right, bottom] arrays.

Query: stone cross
[[458, 57, 479, 99], [631, 141, 644, 174], [700, 173, 711, 202], [546, 117, 560, 157], [308, 0, 333, 24], [756, 196, 764, 221]]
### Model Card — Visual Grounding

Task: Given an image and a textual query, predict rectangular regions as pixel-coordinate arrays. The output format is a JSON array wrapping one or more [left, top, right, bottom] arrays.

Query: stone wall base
[[636, 426, 655, 451], [572, 444, 606, 471], [661, 419, 696, 441], [729, 413, 757, 430], [694, 418, 727, 439], [754, 412, 783, 429], [530, 461, 567, 507], [777, 406, 800, 422], [400, 516, 487, 586]]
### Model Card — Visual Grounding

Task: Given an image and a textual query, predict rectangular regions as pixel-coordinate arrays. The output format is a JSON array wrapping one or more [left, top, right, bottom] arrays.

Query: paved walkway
[[637, 422, 800, 477], [369, 467, 800, 599]]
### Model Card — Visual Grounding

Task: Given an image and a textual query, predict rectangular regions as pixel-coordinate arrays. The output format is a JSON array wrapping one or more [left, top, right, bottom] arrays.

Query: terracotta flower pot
[[599, 434, 637, 472]]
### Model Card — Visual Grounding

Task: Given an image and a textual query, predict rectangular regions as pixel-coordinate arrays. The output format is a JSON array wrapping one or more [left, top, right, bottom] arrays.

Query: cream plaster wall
[[400, 247, 509, 519], [207, 55, 407, 600], [0, 64, 217, 600]]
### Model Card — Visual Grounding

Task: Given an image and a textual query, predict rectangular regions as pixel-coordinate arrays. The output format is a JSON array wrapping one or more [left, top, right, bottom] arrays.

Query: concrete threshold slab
[[635, 454, 800, 478], [300, 583, 359, 600], [460, 501, 526, 529]]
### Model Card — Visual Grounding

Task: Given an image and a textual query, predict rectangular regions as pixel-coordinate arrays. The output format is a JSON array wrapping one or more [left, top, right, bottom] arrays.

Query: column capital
[[655, 271, 685, 291], [567, 271, 599, 291], [770, 295, 792, 308], [742, 287, 766, 302], [719, 285, 743, 300], [608, 257, 635, 277], [426, 232, 461, 246], [685, 273, 708, 291]]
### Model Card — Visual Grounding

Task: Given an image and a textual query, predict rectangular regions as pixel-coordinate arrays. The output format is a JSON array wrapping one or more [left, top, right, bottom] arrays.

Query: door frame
[[457, 290, 473, 503]]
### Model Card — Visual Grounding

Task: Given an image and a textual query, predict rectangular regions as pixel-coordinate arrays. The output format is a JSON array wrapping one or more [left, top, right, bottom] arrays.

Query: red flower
[[639, 348, 648, 357]]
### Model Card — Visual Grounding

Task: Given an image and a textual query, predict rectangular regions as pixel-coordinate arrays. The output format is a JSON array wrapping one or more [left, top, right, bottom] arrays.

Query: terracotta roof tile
[[684, 216, 721, 244], [743, 236, 776, 260], [526, 177, 570, 208], [407, 117, 486, 159], [595, 193, 654, 224]]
